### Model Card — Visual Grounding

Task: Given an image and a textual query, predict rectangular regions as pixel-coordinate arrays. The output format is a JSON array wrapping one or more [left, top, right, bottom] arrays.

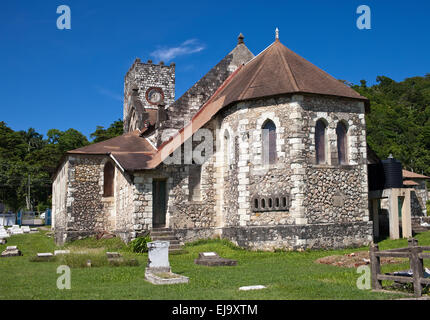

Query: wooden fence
[[370, 238, 430, 297]]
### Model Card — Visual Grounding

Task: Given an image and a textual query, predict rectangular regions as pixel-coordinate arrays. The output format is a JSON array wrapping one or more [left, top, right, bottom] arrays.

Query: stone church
[[52, 32, 373, 250]]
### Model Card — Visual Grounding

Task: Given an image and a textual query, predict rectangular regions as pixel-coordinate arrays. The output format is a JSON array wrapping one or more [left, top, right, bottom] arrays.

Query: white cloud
[[150, 39, 205, 62]]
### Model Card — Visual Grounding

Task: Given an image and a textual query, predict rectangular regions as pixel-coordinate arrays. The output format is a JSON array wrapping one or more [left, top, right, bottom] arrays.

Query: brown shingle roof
[[213, 39, 368, 108], [67, 130, 156, 171], [402, 170, 430, 179], [68, 130, 155, 155], [403, 180, 419, 186]]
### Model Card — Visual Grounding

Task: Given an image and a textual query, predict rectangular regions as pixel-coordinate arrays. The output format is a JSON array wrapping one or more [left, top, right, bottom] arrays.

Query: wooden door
[[152, 180, 167, 228]]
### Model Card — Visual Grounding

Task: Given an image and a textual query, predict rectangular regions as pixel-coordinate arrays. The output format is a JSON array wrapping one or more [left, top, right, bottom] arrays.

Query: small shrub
[[128, 236, 152, 253]]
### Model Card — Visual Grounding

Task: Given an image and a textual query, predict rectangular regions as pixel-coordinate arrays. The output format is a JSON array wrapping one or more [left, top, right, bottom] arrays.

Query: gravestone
[[147, 241, 170, 272], [37, 253, 54, 260], [0, 239, 6, 245], [106, 252, 123, 263], [1, 246, 22, 257], [54, 250, 70, 256], [0, 229, 9, 239], [194, 252, 237, 266], [9, 225, 23, 235], [21, 226, 31, 233], [144, 241, 189, 285], [239, 285, 266, 291]]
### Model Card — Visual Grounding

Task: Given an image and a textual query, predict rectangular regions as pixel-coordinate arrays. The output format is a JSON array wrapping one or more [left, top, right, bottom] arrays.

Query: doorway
[[152, 179, 167, 228]]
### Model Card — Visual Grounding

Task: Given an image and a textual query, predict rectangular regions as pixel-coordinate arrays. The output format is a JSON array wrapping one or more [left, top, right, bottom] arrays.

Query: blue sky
[[1, 0, 429, 139]]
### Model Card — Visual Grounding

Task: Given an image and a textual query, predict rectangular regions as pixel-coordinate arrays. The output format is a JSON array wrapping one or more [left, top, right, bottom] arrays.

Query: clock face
[[146, 87, 164, 105]]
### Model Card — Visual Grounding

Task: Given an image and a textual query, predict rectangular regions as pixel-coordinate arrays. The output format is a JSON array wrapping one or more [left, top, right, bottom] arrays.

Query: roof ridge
[[238, 43, 275, 100], [276, 42, 300, 92], [281, 44, 363, 98]]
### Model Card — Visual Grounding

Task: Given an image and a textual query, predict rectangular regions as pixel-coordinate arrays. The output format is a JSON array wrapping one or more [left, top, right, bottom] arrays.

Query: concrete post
[[388, 188, 400, 240], [401, 189, 412, 238]]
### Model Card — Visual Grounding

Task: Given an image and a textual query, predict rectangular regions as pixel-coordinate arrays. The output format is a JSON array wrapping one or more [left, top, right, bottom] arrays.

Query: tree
[[90, 119, 123, 143], [352, 74, 430, 177]]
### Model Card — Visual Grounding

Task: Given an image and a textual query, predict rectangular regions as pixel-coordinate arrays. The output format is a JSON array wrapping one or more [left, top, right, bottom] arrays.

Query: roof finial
[[238, 33, 244, 45], [275, 27, 279, 41]]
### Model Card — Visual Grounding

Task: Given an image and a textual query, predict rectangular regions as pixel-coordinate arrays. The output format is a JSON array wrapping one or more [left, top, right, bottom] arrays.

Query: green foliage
[[352, 74, 430, 176], [128, 235, 152, 253], [90, 119, 123, 143], [0, 119, 121, 212], [427, 200, 430, 217]]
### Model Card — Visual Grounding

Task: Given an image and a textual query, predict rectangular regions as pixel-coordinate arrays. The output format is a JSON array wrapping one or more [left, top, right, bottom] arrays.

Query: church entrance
[[152, 179, 167, 228]]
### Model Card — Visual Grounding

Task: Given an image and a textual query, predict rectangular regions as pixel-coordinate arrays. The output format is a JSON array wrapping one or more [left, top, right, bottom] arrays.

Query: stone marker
[[106, 251, 123, 263], [37, 253, 54, 259], [106, 252, 122, 259], [0, 230, 9, 239], [145, 241, 189, 285], [21, 226, 31, 233], [0, 239, 6, 245], [194, 252, 237, 266], [30, 228, 39, 233], [239, 285, 267, 291], [1, 245, 22, 257], [147, 241, 171, 272], [54, 250, 70, 256]]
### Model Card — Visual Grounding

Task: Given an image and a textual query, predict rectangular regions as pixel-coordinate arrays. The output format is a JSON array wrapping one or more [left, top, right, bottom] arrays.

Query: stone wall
[[53, 155, 142, 244], [213, 93, 372, 249], [131, 128, 218, 234], [114, 165, 135, 241], [411, 180, 429, 216], [223, 222, 373, 251]]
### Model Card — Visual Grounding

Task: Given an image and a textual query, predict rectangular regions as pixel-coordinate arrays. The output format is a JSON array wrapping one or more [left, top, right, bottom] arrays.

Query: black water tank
[[368, 162, 385, 191], [381, 156, 403, 188]]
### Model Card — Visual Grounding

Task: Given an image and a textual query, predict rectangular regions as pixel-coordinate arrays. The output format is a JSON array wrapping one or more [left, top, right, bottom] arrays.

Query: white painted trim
[[109, 154, 125, 173], [145, 137, 158, 151]]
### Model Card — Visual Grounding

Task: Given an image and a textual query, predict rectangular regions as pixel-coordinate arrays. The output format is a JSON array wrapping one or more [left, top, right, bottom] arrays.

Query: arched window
[[103, 162, 115, 197], [262, 120, 277, 165], [315, 119, 327, 164], [336, 121, 348, 165]]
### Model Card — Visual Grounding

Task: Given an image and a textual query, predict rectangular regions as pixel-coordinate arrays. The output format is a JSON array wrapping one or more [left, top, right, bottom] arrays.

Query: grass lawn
[[0, 229, 429, 300]]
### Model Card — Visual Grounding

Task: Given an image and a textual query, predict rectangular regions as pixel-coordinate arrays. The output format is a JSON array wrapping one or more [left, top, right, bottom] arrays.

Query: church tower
[[123, 59, 175, 133]]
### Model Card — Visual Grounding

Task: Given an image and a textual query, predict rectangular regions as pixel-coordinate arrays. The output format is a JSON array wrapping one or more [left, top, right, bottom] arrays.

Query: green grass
[[0, 229, 429, 300]]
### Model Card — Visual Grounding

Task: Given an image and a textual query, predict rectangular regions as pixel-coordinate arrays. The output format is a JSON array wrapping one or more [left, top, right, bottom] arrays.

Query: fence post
[[408, 238, 418, 247], [410, 245, 424, 297], [408, 238, 418, 273], [370, 243, 382, 290]]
